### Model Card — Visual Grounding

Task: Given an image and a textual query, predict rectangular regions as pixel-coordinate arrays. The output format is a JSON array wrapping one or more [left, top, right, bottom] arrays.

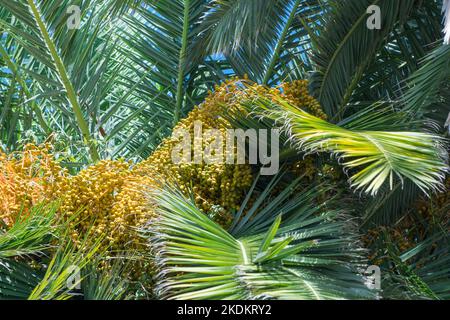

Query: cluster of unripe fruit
[[0, 79, 331, 248], [0, 143, 67, 227], [281, 80, 328, 120]]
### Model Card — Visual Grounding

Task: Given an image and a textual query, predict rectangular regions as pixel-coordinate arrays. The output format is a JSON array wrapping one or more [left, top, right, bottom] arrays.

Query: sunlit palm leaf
[[247, 94, 448, 195], [443, 0, 450, 44], [28, 232, 104, 300], [146, 177, 374, 300], [0, 202, 59, 258]]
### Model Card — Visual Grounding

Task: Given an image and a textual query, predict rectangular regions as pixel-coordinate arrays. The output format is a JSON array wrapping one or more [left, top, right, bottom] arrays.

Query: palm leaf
[[28, 231, 104, 300], [308, 0, 416, 118], [444, 0, 450, 44], [0, 0, 177, 161], [81, 256, 129, 300], [383, 230, 450, 300], [0, 258, 44, 300], [0, 202, 59, 258], [247, 93, 448, 195], [403, 44, 450, 121], [0, 202, 58, 299], [146, 178, 375, 300]]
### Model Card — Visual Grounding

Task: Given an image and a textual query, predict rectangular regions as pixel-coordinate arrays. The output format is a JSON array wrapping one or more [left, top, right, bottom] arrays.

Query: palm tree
[[0, 0, 449, 300]]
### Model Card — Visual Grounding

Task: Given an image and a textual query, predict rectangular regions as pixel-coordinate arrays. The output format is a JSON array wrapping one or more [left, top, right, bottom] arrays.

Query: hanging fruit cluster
[[59, 159, 139, 248], [0, 79, 329, 241], [128, 79, 256, 228], [0, 143, 67, 227], [281, 80, 328, 120]]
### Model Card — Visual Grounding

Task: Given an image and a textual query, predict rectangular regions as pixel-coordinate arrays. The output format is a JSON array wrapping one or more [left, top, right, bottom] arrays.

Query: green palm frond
[[191, 0, 282, 56], [0, 41, 50, 151], [247, 94, 448, 196], [0, 0, 103, 161], [361, 180, 421, 226], [0, 258, 44, 300], [191, 0, 323, 85], [120, 0, 228, 127], [28, 231, 104, 300], [308, 0, 416, 118], [0, 202, 59, 258], [81, 257, 129, 300], [146, 176, 375, 300], [403, 44, 450, 122], [0, 202, 58, 299], [0, 203, 114, 300], [0, 0, 179, 161], [443, 0, 450, 44], [382, 229, 450, 300]]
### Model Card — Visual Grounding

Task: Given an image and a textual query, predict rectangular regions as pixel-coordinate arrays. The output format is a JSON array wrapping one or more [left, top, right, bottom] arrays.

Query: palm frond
[[192, 0, 282, 56], [120, 0, 227, 126], [191, 0, 323, 85], [308, 0, 416, 118], [383, 230, 450, 300], [0, 258, 44, 300], [0, 202, 58, 299], [146, 177, 374, 300], [81, 256, 129, 300], [247, 94, 448, 196], [0, 202, 59, 258], [0, 0, 177, 161], [444, 0, 450, 44], [403, 44, 450, 121], [28, 231, 104, 300]]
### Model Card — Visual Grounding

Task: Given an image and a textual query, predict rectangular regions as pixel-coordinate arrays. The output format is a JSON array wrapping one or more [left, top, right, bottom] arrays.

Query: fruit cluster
[[281, 80, 328, 120], [1, 79, 328, 241], [59, 159, 140, 248], [129, 79, 256, 227], [0, 143, 67, 227]]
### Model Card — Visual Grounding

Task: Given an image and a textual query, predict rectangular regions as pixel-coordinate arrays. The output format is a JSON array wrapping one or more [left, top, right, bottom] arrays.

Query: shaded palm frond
[[383, 230, 450, 300], [81, 256, 129, 300], [403, 44, 450, 122], [0, 258, 44, 300], [308, 0, 416, 118]]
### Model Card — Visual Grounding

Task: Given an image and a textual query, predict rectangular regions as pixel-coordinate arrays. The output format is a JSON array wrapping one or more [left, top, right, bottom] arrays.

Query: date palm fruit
[[0, 143, 68, 227], [0, 79, 327, 243]]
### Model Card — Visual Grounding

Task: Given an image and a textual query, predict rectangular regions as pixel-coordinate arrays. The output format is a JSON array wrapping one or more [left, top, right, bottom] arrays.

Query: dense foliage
[[0, 0, 449, 300]]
